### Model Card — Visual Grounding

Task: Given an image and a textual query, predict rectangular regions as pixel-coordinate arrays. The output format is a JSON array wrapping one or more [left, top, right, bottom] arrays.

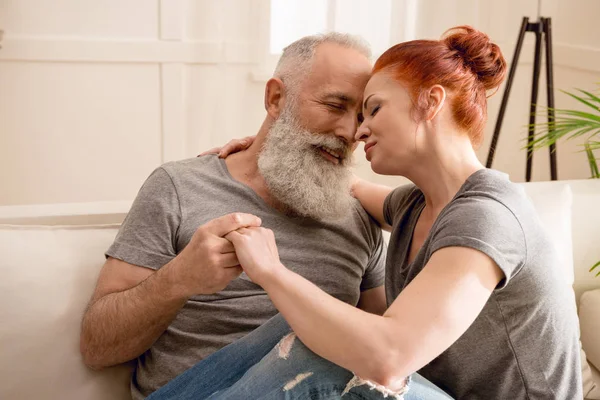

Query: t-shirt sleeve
[[360, 227, 387, 291], [383, 184, 416, 226], [105, 167, 181, 270], [428, 196, 526, 289]]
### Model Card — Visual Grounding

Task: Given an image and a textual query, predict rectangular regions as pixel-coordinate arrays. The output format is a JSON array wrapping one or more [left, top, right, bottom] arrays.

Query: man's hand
[[173, 213, 262, 296], [198, 135, 256, 158], [225, 227, 285, 287]]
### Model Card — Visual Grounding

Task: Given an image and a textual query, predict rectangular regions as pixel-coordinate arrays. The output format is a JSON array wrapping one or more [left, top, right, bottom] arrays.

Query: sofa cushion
[[586, 361, 600, 400], [0, 224, 132, 400], [583, 347, 599, 398], [581, 289, 600, 371], [519, 182, 574, 284]]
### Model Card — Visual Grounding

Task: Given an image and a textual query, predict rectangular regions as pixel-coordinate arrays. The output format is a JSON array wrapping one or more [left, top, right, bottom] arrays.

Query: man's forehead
[[321, 91, 359, 105], [303, 47, 371, 102]]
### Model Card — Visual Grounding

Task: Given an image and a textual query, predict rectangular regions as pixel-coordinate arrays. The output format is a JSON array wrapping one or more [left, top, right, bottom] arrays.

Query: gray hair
[[273, 32, 372, 96]]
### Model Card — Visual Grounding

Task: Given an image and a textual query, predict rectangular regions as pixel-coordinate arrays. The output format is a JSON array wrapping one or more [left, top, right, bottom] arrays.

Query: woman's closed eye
[[370, 105, 381, 117]]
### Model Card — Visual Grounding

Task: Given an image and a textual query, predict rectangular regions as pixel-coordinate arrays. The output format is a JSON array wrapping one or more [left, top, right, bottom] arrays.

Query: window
[[269, 0, 395, 56], [270, 0, 329, 54], [252, 0, 417, 80]]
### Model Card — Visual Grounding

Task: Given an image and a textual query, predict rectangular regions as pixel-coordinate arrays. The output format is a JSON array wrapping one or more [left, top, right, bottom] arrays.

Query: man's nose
[[335, 114, 359, 143]]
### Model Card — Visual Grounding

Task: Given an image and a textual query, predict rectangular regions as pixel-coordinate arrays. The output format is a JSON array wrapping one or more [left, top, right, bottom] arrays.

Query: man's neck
[[224, 131, 279, 208]]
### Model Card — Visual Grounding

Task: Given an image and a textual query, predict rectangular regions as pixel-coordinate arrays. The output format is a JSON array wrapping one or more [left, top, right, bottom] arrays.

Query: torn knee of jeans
[[283, 372, 313, 391], [342, 374, 410, 399], [276, 332, 296, 360]]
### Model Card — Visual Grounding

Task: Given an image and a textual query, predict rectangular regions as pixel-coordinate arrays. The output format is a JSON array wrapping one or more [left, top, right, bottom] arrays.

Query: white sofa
[[1, 180, 599, 400]]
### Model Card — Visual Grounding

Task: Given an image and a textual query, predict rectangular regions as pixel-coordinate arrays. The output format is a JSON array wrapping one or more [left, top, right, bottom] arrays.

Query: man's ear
[[264, 78, 286, 119], [425, 85, 446, 121]]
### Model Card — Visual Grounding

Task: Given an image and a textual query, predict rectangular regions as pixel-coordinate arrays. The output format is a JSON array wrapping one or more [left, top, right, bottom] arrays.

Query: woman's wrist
[[260, 262, 291, 292]]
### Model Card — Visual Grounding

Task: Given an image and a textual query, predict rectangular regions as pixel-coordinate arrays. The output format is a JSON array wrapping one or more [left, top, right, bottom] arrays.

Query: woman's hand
[[350, 174, 361, 198], [225, 227, 285, 287], [198, 135, 256, 158]]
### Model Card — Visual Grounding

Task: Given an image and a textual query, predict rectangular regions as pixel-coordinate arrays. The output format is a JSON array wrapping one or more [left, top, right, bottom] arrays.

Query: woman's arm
[[198, 136, 255, 157], [352, 177, 393, 231], [226, 227, 503, 389]]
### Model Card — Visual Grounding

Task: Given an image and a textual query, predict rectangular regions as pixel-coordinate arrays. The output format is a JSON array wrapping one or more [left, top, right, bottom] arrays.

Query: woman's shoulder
[[429, 170, 530, 288], [440, 169, 531, 231], [458, 168, 528, 206], [384, 183, 423, 224], [388, 183, 421, 203], [431, 169, 534, 246]]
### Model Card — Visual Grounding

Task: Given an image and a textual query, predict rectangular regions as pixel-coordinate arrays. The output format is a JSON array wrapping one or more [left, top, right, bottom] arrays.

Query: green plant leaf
[[591, 260, 600, 277], [525, 123, 600, 150], [520, 83, 600, 181], [553, 109, 600, 123], [561, 89, 600, 112], [524, 107, 600, 150], [575, 88, 600, 104], [584, 142, 600, 178], [586, 141, 600, 151]]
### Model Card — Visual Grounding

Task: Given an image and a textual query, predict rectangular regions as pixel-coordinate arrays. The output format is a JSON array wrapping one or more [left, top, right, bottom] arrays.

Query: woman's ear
[[264, 78, 286, 119], [425, 85, 446, 121]]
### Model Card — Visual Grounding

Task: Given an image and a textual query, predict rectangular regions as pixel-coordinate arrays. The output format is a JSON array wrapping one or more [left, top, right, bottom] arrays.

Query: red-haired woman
[[150, 26, 581, 400]]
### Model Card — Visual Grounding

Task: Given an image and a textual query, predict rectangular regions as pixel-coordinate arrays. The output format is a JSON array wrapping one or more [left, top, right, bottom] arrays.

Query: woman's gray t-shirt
[[383, 169, 582, 399]]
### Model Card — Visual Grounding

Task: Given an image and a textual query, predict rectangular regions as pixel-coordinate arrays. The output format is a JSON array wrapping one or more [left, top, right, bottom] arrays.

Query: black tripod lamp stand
[[485, 16, 557, 182]]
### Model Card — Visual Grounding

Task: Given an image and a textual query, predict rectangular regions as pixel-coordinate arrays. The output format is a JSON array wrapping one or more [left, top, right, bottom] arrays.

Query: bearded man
[[80, 32, 387, 399]]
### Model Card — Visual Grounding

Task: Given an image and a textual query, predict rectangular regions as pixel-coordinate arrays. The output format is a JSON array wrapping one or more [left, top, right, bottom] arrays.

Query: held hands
[[195, 134, 285, 288], [225, 227, 284, 288], [174, 213, 262, 296], [198, 135, 256, 158]]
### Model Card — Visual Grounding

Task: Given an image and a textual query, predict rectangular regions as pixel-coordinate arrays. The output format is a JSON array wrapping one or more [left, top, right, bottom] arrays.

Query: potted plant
[[529, 84, 600, 178], [530, 84, 600, 278]]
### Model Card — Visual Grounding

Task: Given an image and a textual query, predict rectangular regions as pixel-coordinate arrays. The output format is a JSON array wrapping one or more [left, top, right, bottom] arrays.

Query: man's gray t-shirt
[[384, 169, 581, 399], [106, 155, 386, 399]]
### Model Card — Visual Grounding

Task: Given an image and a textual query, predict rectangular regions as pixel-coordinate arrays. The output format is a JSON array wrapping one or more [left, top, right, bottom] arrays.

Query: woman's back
[[383, 168, 582, 399]]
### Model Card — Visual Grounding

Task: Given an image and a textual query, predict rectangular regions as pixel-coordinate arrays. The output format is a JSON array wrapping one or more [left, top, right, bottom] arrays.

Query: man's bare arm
[[80, 213, 262, 369], [80, 257, 189, 369]]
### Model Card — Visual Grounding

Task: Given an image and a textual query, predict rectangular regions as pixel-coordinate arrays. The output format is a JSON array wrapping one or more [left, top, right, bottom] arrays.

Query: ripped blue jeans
[[147, 314, 452, 400]]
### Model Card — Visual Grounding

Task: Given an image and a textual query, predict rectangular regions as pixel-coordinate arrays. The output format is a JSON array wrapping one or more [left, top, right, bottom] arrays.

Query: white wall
[[1, 0, 599, 206], [0, 0, 266, 206]]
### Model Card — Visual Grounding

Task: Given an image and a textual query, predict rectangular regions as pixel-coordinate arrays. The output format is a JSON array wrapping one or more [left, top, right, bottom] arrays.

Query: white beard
[[258, 107, 355, 221]]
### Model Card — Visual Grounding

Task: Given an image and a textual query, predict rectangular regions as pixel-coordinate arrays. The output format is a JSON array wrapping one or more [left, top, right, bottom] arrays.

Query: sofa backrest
[[520, 179, 600, 299], [0, 223, 132, 400]]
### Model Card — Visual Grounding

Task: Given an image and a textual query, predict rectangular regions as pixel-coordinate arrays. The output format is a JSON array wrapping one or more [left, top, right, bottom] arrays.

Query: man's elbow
[[79, 321, 121, 371], [79, 334, 107, 371], [82, 357, 106, 371]]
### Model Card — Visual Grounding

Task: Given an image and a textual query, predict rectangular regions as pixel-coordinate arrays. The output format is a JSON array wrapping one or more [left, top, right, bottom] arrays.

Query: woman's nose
[[355, 124, 370, 142]]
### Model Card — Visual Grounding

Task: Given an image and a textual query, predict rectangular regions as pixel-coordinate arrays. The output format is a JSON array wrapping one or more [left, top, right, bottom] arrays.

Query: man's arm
[[80, 213, 261, 370], [80, 257, 187, 369]]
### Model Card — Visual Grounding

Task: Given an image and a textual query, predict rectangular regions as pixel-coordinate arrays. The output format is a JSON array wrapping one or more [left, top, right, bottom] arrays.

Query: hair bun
[[443, 26, 507, 91]]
